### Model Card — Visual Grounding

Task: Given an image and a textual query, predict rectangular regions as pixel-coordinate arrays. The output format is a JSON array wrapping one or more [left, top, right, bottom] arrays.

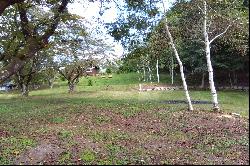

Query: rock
[[217, 114, 234, 119], [231, 113, 241, 117]]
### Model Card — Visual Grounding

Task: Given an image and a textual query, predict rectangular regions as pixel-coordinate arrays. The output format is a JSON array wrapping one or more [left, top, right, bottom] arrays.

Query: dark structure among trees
[[86, 66, 100, 76]]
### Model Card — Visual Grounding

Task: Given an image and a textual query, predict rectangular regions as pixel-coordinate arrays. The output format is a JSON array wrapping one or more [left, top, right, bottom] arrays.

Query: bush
[[88, 79, 93, 86], [106, 68, 112, 74], [60, 76, 66, 81]]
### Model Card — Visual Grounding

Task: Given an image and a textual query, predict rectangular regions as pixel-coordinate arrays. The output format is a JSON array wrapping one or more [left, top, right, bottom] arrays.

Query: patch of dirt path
[[15, 143, 63, 165]]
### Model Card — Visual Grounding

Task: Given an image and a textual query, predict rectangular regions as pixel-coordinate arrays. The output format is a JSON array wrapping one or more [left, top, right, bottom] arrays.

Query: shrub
[[106, 68, 112, 74], [88, 79, 93, 86]]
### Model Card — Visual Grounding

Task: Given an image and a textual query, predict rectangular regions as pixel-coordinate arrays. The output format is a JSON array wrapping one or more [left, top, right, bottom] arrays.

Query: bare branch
[[17, 4, 33, 38], [41, 0, 69, 43], [57, 67, 67, 80], [112, 0, 124, 11], [209, 24, 231, 44], [197, 5, 204, 14]]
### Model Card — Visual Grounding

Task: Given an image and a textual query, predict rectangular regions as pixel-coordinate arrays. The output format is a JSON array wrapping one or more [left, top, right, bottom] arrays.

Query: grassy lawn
[[0, 73, 249, 165]]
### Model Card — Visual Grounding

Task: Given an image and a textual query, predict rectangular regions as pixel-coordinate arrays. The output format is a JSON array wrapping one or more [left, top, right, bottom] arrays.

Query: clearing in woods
[[0, 73, 249, 165]]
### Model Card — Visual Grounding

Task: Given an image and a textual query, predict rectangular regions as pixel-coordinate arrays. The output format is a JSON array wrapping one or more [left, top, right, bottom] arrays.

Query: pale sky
[[68, 0, 175, 59]]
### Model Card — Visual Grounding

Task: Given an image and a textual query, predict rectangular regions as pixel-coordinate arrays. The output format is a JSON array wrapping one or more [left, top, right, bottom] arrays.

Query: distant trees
[[164, 0, 249, 111], [107, 0, 194, 110], [43, 67, 57, 89], [15, 56, 41, 96], [106, 0, 248, 111], [13, 50, 53, 96], [0, 0, 114, 94], [50, 17, 111, 93], [57, 61, 87, 93]]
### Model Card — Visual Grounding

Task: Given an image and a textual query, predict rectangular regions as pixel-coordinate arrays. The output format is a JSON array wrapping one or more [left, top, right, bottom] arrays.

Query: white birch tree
[[162, 0, 194, 111], [200, 0, 234, 111], [156, 58, 160, 83], [170, 55, 174, 85]]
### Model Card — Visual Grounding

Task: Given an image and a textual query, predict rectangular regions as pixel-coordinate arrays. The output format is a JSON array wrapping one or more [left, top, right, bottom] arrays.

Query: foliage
[[88, 79, 93, 86], [114, 0, 249, 86], [106, 0, 162, 50], [0, 0, 71, 83], [106, 68, 112, 74]]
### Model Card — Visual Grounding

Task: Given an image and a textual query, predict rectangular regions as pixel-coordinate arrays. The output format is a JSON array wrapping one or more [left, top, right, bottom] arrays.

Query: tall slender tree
[[162, 0, 193, 111]]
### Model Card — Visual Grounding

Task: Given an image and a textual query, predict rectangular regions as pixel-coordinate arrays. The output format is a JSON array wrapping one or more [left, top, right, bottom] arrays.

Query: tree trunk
[[21, 84, 29, 96], [148, 65, 152, 83], [164, 18, 193, 111], [171, 55, 174, 85], [203, 0, 219, 111], [156, 59, 160, 83], [233, 71, 237, 85], [68, 82, 75, 93], [48, 79, 54, 89], [229, 72, 233, 88], [200, 72, 205, 89], [143, 66, 146, 82]]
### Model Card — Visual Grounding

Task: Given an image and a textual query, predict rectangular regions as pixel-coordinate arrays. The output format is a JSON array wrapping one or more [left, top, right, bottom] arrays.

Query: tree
[[51, 15, 111, 93], [161, 0, 194, 111], [197, 0, 248, 111], [0, 0, 70, 83], [14, 52, 48, 96], [106, 0, 161, 50], [57, 61, 88, 93], [43, 67, 57, 89], [158, 0, 248, 92], [148, 20, 174, 84]]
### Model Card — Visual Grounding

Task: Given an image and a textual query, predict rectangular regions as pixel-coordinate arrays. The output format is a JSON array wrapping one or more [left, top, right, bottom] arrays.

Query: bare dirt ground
[[8, 108, 249, 165]]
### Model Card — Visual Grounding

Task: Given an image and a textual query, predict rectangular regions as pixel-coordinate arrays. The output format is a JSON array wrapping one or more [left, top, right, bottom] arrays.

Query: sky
[[68, 0, 175, 60]]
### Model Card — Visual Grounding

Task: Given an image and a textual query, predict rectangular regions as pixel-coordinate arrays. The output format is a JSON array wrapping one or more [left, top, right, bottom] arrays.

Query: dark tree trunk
[[200, 72, 205, 89], [68, 82, 75, 93], [233, 71, 237, 85], [229, 72, 233, 88], [21, 84, 29, 96]]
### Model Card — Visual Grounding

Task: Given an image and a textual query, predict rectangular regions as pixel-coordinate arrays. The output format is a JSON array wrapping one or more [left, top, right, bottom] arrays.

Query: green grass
[[0, 73, 248, 165], [0, 136, 36, 164], [27, 87, 249, 117], [80, 149, 96, 163]]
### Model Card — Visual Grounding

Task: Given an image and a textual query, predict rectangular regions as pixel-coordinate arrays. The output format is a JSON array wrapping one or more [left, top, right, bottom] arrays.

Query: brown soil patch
[[0, 129, 9, 138], [15, 143, 63, 165]]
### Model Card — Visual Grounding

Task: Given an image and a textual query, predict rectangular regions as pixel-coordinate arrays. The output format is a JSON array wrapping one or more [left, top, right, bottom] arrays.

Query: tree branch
[[17, 4, 33, 38], [197, 5, 204, 14], [209, 24, 231, 44], [57, 67, 68, 80], [41, 0, 69, 43], [0, 0, 24, 15]]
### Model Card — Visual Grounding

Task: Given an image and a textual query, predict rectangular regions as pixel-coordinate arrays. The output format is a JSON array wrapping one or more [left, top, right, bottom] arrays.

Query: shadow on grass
[[161, 100, 213, 104]]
